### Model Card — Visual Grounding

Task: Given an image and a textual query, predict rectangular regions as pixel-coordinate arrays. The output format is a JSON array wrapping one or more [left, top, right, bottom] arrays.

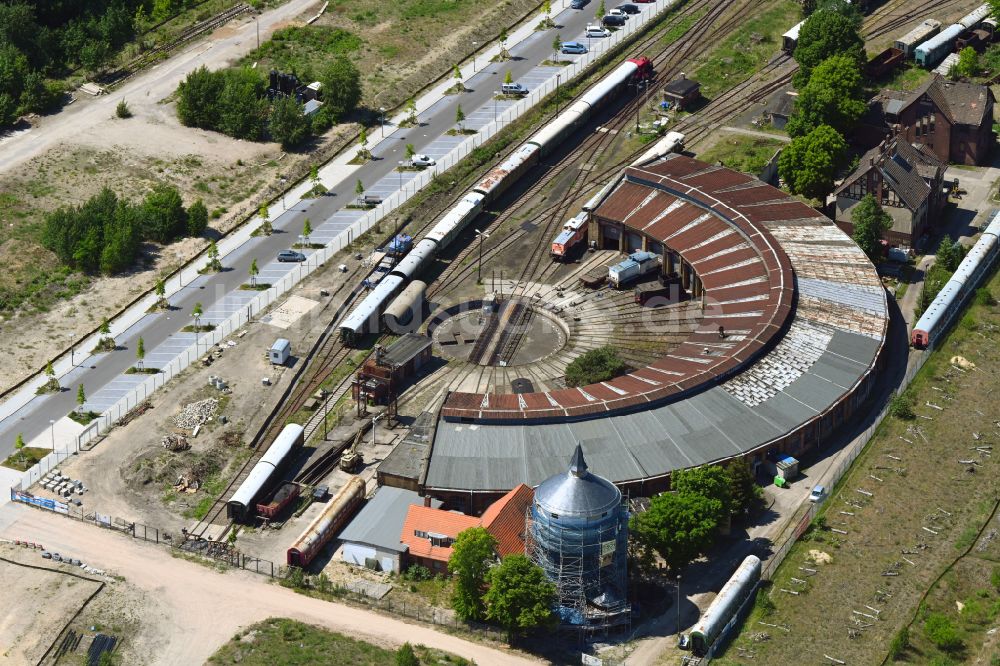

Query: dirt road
[[0, 0, 318, 178], [0, 505, 539, 666]]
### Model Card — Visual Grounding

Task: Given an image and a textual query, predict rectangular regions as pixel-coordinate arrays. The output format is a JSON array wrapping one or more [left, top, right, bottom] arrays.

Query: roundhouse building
[[424, 155, 889, 512]]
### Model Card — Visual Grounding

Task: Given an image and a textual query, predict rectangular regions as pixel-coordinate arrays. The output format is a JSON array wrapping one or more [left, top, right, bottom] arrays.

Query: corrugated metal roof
[[338, 486, 440, 552]]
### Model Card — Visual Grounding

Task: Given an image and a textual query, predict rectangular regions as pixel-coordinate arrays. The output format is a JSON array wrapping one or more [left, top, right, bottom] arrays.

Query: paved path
[[0, 504, 539, 666], [720, 126, 791, 142]]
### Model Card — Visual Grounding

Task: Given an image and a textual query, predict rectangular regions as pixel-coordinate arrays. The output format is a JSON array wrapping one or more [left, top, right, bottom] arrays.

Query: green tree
[[792, 8, 864, 86], [889, 390, 915, 419], [249, 257, 259, 287], [152, 0, 176, 22], [217, 67, 267, 141], [448, 526, 497, 622], [259, 203, 272, 236], [187, 199, 208, 237], [552, 33, 562, 60], [206, 240, 222, 271], [850, 194, 893, 261], [358, 125, 369, 158], [541, 0, 553, 26], [672, 465, 731, 522], [14, 433, 25, 464], [596, 0, 606, 21], [45, 361, 55, 381], [115, 99, 131, 118], [141, 184, 187, 244], [504, 70, 513, 85], [726, 459, 762, 518], [310, 164, 320, 190], [565, 346, 626, 387], [786, 54, 867, 137], [484, 554, 556, 636], [936, 237, 964, 272], [630, 491, 719, 571], [99, 317, 111, 339], [951, 46, 980, 79], [270, 96, 311, 150], [355, 179, 365, 198], [453, 63, 462, 84], [76, 383, 86, 409], [405, 143, 416, 160], [136, 336, 145, 370], [192, 302, 203, 331], [302, 218, 312, 245], [320, 56, 362, 121], [176, 66, 225, 130], [395, 643, 419, 666], [455, 107, 465, 132], [155, 278, 166, 302], [778, 124, 847, 201], [405, 96, 417, 125]]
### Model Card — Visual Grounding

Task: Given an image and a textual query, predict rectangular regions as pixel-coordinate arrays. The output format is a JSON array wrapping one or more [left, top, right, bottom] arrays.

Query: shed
[[338, 486, 441, 572], [304, 81, 322, 101], [662, 75, 701, 111], [269, 338, 291, 365]]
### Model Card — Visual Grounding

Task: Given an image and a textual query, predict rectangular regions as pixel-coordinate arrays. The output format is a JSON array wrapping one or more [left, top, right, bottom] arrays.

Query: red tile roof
[[400, 485, 534, 564]]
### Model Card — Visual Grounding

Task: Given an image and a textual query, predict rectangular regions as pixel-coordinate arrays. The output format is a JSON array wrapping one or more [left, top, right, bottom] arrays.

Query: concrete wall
[[341, 542, 402, 573]]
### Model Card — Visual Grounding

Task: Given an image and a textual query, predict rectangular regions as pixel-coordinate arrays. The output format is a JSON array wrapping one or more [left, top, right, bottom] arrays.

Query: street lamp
[[49, 419, 55, 454], [556, 73, 561, 115], [379, 106, 386, 137], [475, 228, 490, 283], [676, 574, 682, 635], [398, 160, 403, 191], [472, 41, 478, 71]]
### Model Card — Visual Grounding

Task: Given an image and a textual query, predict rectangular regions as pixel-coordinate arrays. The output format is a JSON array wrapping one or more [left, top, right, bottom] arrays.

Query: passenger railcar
[[895, 19, 941, 58], [227, 424, 304, 522], [337, 55, 656, 344], [286, 477, 366, 568], [689, 555, 762, 657], [916, 4, 991, 68], [911, 211, 1000, 348]]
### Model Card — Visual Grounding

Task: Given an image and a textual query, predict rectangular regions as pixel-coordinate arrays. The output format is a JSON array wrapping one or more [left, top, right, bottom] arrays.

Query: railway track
[[863, 0, 972, 39]]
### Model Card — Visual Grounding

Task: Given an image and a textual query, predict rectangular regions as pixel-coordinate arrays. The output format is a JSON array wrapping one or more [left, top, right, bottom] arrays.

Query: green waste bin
[[774, 475, 786, 488]]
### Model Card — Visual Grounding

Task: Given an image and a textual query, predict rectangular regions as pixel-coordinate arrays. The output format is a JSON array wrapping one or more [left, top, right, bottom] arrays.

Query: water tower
[[527, 444, 630, 628]]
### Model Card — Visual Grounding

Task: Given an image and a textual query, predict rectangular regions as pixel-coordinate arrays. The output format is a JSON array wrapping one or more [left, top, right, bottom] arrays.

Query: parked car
[[808, 485, 826, 503], [570, 0, 587, 7], [618, 3, 640, 13], [410, 154, 436, 167], [501, 82, 529, 96], [277, 250, 307, 263], [608, 7, 630, 18], [561, 41, 588, 54], [602, 13, 627, 26], [633, 0, 654, 3], [586, 25, 611, 38]]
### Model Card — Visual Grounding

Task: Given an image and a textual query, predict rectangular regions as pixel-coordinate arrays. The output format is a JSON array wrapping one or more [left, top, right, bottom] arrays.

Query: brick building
[[867, 75, 994, 166], [833, 136, 947, 249]]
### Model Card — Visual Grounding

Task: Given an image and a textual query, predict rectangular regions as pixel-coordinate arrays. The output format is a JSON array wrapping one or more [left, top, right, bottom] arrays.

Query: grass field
[[207, 617, 472, 665], [692, 0, 799, 99], [715, 269, 1000, 665], [695, 134, 784, 175]]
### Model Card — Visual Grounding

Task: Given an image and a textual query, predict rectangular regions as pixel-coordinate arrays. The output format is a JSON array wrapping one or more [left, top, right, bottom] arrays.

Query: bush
[[889, 391, 915, 420], [923, 613, 963, 652], [565, 346, 627, 387], [403, 564, 433, 582], [115, 99, 132, 118], [888, 626, 909, 660], [975, 288, 997, 306]]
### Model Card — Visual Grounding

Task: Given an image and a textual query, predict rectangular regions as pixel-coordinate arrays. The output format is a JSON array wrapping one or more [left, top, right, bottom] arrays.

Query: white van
[[501, 82, 529, 96]]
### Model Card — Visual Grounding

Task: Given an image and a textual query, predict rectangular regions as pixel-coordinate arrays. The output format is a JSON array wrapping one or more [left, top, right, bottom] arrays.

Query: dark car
[[570, 0, 587, 7], [618, 3, 640, 13], [277, 250, 307, 262], [602, 13, 626, 27]]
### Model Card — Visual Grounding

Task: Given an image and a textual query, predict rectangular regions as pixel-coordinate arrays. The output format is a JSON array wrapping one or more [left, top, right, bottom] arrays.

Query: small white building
[[338, 486, 441, 572], [269, 338, 291, 365]]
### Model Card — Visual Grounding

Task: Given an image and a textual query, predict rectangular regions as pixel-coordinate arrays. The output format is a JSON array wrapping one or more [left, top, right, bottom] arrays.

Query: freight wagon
[[227, 424, 304, 522], [286, 477, 366, 568]]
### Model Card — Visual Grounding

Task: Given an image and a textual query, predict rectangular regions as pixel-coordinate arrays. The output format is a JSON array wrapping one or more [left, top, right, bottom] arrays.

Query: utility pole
[[255, 16, 259, 49]]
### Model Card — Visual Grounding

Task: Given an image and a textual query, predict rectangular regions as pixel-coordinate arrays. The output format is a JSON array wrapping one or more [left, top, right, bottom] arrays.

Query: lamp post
[[556, 73, 561, 115], [379, 106, 386, 137], [676, 574, 682, 634], [49, 419, 55, 454], [398, 161, 403, 191], [372, 412, 384, 448], [472, 41, 478, 71], [475, 228, 490, 283]]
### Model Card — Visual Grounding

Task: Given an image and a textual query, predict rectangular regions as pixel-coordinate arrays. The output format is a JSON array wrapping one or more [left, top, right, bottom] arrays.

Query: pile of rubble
[[172, 398, 219, 430], [161, 434, 190, 452]]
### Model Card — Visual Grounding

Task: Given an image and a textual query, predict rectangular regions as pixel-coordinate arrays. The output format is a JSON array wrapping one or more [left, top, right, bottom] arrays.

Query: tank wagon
[[337, 57, 655, 345], [911, 210, 1000, 348], [286, 477, 366, 567], [689, 555, 762, 657], [227, 424, 304, 522], [916, 4, 991, 68]]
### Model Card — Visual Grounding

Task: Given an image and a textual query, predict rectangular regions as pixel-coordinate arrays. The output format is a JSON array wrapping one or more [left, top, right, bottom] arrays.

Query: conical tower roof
[[534, 445, 621, 518]]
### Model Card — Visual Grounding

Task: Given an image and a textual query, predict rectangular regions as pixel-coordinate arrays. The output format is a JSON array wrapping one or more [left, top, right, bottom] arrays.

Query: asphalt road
[[0, 4, 656, 459]]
